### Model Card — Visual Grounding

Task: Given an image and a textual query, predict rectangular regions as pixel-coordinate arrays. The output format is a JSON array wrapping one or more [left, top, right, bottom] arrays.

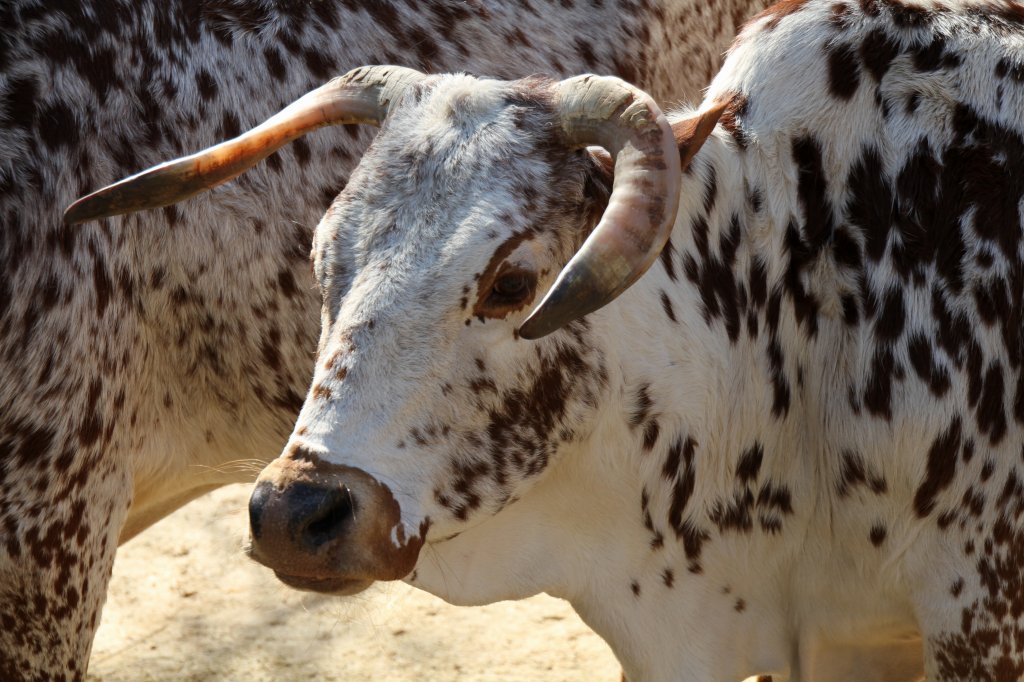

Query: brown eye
[[493, 272, 530, 299], [472, 267, 538, 320], [482, 268, 537, 312]]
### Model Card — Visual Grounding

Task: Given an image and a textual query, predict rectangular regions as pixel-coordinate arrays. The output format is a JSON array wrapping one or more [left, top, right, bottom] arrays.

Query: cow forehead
[[313, 75, 586, 301], [315, 81, 541, 244], [357, 74, 560, 195]]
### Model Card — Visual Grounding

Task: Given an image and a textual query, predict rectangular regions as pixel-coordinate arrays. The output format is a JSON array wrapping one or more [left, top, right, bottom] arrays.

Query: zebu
[[65, 0, 1024, 679], [1, 0, 764, 677]]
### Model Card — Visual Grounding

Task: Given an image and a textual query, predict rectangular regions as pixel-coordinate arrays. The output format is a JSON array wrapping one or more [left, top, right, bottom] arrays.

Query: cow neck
[[549, 137, 815, 679]]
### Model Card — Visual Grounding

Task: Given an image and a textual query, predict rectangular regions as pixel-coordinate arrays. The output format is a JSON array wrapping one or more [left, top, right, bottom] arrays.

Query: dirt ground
[[87, 484, 621, 681]]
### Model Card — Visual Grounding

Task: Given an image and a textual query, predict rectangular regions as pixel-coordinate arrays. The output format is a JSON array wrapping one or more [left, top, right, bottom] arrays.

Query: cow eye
[[494, 272, 528, 296], [487, 270, 536, 307]]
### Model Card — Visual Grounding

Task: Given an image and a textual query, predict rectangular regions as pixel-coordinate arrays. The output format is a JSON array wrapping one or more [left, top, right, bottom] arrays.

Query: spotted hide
[[241, 0, 1024, 680], [0, 0, 772, 678]]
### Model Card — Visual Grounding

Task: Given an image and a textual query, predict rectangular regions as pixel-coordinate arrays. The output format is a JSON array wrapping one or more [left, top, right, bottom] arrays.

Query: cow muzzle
[[247, 452, 425, 595]]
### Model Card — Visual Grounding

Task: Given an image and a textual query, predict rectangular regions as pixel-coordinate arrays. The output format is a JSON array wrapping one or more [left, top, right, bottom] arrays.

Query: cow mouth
[[272, 571, 374, 596], [248, 458, 428, 597]]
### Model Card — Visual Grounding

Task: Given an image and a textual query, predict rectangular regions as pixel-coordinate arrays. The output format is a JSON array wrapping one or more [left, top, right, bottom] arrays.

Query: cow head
[[65, 67, 721, 599]]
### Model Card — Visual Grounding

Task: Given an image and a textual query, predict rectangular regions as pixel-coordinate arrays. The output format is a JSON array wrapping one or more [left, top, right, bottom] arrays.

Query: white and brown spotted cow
[[0, 1, 773, 678], [58, 0, 1024, 680]]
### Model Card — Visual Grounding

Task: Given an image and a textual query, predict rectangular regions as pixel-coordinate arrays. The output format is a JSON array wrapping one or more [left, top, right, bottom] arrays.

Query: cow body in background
[[0, 0, 765, 677]]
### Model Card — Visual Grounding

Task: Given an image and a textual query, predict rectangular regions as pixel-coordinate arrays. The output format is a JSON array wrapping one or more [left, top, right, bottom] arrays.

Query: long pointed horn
[[517, 75, 684, 340], [64, 65, 425, 224]]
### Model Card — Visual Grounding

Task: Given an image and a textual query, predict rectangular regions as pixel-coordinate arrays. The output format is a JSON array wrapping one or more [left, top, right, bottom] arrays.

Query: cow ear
[[672, 99, 729, 171], [584, 100, 726, 217]]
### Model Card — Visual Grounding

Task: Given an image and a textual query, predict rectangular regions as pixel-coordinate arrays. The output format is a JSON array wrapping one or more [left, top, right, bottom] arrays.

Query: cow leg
[[0, 436, 132, 681]]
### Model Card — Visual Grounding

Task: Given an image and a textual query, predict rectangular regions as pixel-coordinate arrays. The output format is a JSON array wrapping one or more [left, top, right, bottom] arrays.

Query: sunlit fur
[[277, 1, 1024, 680], [0, 0, 776, 676]]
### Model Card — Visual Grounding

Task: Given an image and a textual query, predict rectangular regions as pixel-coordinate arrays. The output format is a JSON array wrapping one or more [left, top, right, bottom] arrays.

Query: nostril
[[287, 482, 356, 549], [305, 488, 355, 546], [249, 482, 274, 540]]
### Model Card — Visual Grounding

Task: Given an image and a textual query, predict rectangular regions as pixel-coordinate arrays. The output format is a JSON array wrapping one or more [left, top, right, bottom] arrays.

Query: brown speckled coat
[[0, 0, 766, 677]]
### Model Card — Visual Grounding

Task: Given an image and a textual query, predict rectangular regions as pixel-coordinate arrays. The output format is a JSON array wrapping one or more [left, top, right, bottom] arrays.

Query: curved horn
[[517, 75, 683, 340], [64, 65, 425, 224]]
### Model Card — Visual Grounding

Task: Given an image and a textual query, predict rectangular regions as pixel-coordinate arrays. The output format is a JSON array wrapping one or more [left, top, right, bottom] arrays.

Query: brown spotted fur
[[242, 0, 1024, 678], [0, 0, 775, 677]]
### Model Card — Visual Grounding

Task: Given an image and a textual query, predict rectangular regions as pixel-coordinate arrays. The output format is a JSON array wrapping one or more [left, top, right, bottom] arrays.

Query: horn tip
[[518, 304, 591, 341], [63, 199, 98, 225], [518, 266, 607, 340], [518, 297, 566, 340], [516, 318, 553, 341]]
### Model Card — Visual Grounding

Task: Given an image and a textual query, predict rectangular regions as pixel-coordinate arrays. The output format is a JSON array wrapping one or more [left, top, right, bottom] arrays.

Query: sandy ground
[[87, 484, 622, 681]]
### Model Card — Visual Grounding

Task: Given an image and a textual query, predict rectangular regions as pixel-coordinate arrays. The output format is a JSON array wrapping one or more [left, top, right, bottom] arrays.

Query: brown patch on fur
[[719, 92, 750, 149], [324, 350, 343, 370], [753, 0, 811, 30], [870, 523, 887, 546]]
